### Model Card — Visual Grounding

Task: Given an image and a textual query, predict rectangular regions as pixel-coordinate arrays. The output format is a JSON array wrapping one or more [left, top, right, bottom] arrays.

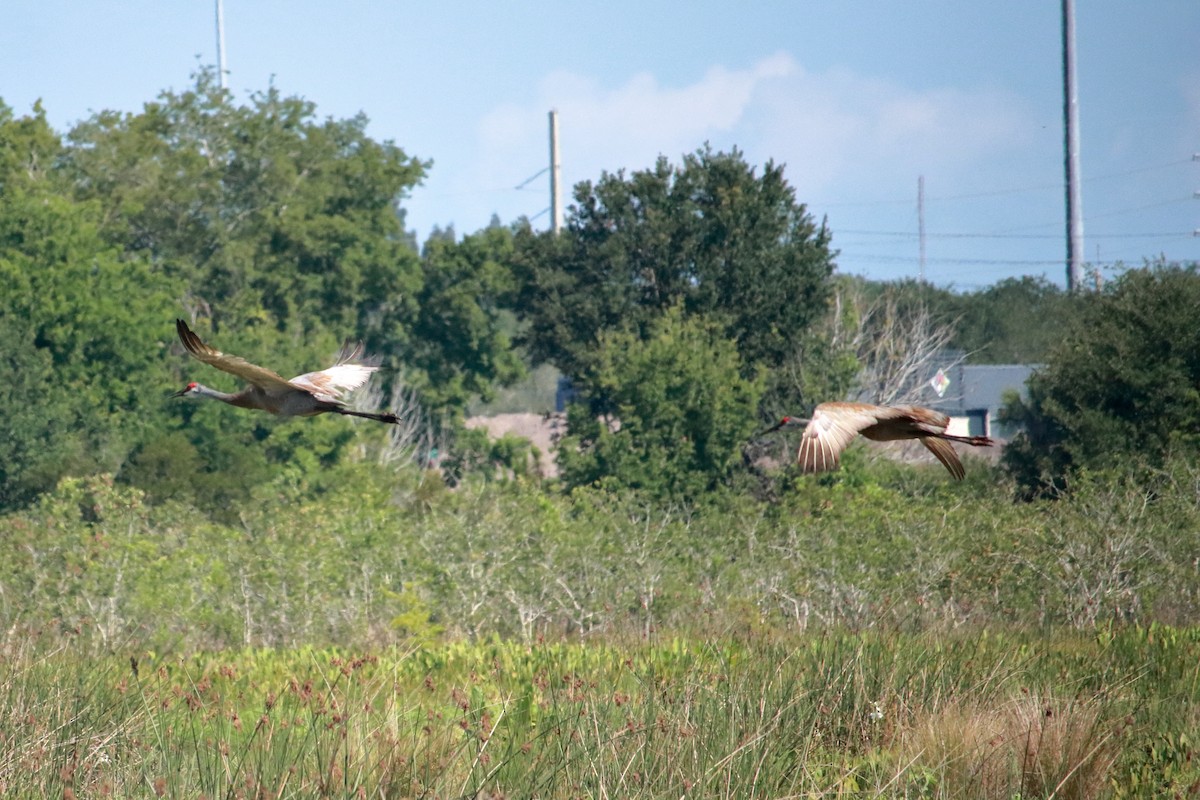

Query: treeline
[[2, 70, 1199, 516]]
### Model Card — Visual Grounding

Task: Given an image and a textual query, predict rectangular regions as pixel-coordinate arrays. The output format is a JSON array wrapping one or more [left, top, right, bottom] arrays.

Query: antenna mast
[[1062, 0, 1085, 290], [549, 110, 563, 234], [216, 0, 228, 89], [918, 175, 926, 282]]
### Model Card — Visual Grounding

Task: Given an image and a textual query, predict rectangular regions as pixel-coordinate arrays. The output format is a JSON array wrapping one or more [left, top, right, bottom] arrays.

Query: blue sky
[[4, 1, 1198, 289]]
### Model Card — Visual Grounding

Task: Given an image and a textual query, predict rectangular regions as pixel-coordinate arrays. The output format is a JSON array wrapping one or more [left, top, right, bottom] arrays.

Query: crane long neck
[[193, 384, 240, 403]]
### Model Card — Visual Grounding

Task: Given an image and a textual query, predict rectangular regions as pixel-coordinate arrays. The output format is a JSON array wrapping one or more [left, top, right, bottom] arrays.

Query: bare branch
[[352, 374, 446, 468], [852, 289, 962, 406]]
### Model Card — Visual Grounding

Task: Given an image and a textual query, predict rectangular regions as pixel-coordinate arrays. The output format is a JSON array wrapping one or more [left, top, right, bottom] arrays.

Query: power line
[[514, 167, 549, 190], [1083, 196, 1197, 222], [837, 229, 1193, 240], [842, 253, 1067, 267], [813, 158, 1192, 210]]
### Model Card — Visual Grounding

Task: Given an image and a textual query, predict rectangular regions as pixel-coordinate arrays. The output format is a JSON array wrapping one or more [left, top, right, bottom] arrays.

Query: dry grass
[[902, 691, 1124, 800], [3, 628, 1194, 798]]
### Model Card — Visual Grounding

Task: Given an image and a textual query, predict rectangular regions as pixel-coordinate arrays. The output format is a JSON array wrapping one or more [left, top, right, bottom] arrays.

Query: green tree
[[832, 275, 1072, 366], [63, 69, 428, 345], [512, 146, 836, 412], [955, 276, 1071, 363], [58, 64, 431, 505], [0, 102, 180, 507], [1002, 262, 1200, 495], [0, 100, 63, 192], [35, 71, 530, 501], [412, 225, 524, 410], [557, 306, 764, 500]]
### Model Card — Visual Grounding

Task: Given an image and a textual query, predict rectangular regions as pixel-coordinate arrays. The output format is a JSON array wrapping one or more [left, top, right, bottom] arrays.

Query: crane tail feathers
[[335, 408, 400, 424], [938, 432, 995, 448]]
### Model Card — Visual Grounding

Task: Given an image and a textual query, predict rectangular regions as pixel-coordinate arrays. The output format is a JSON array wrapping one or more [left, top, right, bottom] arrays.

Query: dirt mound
[[464, 412, 566, 477]]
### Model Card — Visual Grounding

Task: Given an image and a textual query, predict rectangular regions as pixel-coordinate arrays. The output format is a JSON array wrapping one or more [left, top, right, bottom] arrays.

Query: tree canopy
[[6, 72, 1199, 513], [511, 146, 837, 414], [0, 76, 526, 512], [1001, 262, 1200, 495], [63, 69, 427, 345], [0, 103, 179, 506], [952, 276, 1070, 364], [557, 306, 764, 500], [412, 226, 525, 409]]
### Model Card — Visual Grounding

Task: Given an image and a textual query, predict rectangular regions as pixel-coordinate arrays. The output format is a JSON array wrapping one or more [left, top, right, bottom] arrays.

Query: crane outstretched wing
[[287, 338, 381, 401], [797, 402, 886, 473], [920, 437, 966, 480], [176, 319, 296, 392], [289, 363, 380, 402]]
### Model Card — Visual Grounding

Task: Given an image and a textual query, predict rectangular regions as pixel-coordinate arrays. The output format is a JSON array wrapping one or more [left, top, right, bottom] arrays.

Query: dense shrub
[[4, 454, 1198, 652], [1002, 262, 1200, 495], [557, 307, 764, 500]]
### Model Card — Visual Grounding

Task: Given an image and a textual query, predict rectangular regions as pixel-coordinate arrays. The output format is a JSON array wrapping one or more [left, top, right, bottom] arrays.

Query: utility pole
[[917, 175, 926, 283], [548, 110, 563, 234], [216, 0, 228, 89], [1062, 0, 1084, 290]]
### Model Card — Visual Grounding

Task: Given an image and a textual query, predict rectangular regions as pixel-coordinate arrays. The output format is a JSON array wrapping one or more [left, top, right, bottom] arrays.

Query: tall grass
[[4, 457, 1199, 652], [2, 628, 1197, 798], [3, 456, 1199, 795]]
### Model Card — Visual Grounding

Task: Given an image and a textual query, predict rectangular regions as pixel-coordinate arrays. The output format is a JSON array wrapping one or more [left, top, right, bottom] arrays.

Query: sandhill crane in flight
[[758, 402, 994, 480], [172, 319, 399, 424]]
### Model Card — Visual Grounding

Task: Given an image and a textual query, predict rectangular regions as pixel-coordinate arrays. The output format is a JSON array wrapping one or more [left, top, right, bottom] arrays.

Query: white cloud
[[476, 52, 798, 190], [443, 52, 1037, 234], [748, 63, 1036, 200]]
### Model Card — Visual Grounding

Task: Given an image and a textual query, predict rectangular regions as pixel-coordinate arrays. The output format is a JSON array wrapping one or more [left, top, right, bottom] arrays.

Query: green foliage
[[0, 104, 180, 506], [388, 583, 445, 640], [512, 145, 836, 411], [440, 426, 541, 485], [557, 306, 765, 500], [63, 68, 427, 341], [109, 316, 391, 516], [775, 275, 865, 416], [413, 225, 524, 409], [9, 90, 1200, 787], [0, 100, 63, 192], [0, 74, 536, 511], [839, 274, 1074, 366], [953, 275, 1071, 363], [4, 84, 1197, 795], [1002, 262, 1200, 495], [4, 446, 1200, 657]]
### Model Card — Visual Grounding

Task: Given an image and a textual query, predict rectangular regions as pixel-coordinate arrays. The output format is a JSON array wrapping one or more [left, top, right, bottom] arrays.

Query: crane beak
[[170, 387, 188, 398], [755, 420, 788, 437], [755, 417, 809, 437]]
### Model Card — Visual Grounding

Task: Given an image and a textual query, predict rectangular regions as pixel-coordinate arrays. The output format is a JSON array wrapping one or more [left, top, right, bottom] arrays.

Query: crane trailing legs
[[172, 319, 400, 424], [758, 401, 994, 480]]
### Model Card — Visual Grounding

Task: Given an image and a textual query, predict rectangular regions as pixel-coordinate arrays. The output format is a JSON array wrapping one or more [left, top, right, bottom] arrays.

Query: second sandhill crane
[[172, 319, 399, 424], [758, 402, 994, 480]]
